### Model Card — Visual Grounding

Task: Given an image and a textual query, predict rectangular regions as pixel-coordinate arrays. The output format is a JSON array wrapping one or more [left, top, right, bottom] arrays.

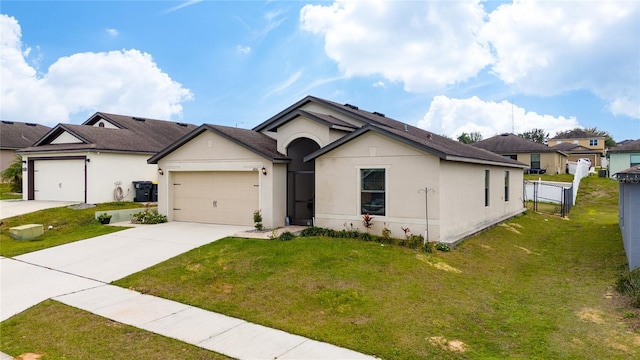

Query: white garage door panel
[[172, 171, 258, 226], [34, 160, 85, 202]]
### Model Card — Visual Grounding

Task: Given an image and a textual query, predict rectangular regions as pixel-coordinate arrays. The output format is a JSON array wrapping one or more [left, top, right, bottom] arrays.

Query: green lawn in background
[[0, 183, 21, 200], [0, 202, 145, 257], [112, 176, 638, 359]]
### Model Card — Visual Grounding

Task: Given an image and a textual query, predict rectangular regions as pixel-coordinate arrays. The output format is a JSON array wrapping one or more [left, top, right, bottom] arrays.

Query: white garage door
[[172, 171, 259, 226], [34, 159, 85, 201]]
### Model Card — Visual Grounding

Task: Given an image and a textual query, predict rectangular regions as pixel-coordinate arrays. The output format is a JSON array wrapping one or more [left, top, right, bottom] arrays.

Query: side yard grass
[[109, 176, 638, 359], [0, 202, 145, 257]]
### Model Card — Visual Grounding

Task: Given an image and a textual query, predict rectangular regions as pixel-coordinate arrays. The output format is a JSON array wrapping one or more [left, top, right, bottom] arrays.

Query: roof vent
[[404, 124, 408, 132], [132, 117, 146, 122], [427, 133, 433, 140], [26, 123, 37, 126], [344, 103, 359, 110], [373, 111, 385, 117], [177, 122, 188, 127], [2, 121, 14, 124], [501, 133, 509, 136]]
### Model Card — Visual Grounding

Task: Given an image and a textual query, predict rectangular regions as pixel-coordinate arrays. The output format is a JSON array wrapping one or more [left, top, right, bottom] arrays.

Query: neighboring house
[[550, 129, 606, 167], [0, 121, 51, 175], [615, 165, 640, 270], [150, 96, 528, 244], [471, 133, 568, 174], [18, 113, 197, 203], [608, 140, 640, 178]]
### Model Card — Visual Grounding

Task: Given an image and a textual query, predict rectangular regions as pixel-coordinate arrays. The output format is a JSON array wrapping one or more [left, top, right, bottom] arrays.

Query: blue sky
[[1, 0, 639, 142]]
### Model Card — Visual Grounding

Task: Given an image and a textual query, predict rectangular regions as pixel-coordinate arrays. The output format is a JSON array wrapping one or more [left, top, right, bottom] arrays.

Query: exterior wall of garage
[[86, 152, 158, 203], [21, 151, 158, 203], [155, 131, 286, 228]]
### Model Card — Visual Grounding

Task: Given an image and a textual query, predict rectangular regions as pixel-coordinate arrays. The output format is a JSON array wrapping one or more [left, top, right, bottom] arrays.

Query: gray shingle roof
[[259, 96, 526, 168], [19, 113, 197, 154], [472, 133, 565, 155], [550, 129, 601, 140], [609, 139, 640, 153], [0, 121, 51, 150], [148, 124, 288, 164]]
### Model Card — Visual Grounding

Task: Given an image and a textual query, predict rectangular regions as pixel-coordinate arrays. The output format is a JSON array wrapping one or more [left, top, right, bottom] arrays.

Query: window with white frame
[[589, 139, 598, 146], [631, 154, 640, 167], [361, 169, 385, 215]]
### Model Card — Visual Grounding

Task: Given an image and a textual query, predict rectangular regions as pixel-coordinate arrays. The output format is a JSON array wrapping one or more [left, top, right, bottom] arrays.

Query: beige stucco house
[[472, 133, 569, 174], [150, 96, 527, 244], [550, 129, 606, 167], [18, 113, 196, 203]]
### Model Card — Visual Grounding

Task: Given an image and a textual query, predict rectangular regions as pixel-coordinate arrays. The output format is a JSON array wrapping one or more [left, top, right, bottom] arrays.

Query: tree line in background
[[456, 127, 616, 146]]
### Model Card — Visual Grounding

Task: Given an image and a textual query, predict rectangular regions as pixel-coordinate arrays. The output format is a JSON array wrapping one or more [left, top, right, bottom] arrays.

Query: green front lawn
[[0, 202, 145, 257], [0, 300, 230, 359], [110, 176, 638, 359]]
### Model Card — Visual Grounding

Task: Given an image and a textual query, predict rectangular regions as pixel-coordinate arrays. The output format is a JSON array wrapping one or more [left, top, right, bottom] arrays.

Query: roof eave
[[444, 155, 528, 169]]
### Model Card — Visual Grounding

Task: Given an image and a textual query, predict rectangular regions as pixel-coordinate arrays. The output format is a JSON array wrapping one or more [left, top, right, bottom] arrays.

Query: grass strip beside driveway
[[0, 202, 145, 257], [114, 177, 639, 359]]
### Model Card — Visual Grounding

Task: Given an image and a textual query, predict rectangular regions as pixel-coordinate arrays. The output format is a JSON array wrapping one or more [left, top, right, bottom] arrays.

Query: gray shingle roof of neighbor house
[[550, 129, 601, 139], [609, 139, 640, 153], [148, 124, 289, 164], [0, 121, 51, 150], [472, 133, 567, 155], [256, 96, 526, 168], [18, 112, 198, 154]]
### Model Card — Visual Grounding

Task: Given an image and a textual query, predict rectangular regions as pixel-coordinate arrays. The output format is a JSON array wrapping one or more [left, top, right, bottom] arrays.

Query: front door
[[287, 138, 320, 226]]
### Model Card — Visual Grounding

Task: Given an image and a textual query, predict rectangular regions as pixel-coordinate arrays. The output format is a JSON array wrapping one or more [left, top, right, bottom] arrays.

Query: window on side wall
[[484, 170, 490, 207], [631, 154, 640, 167], [361, 169, 385, 216], [589, 139, 598, 146], [530, 153, 541, 169], [504, 171, 509, 201]]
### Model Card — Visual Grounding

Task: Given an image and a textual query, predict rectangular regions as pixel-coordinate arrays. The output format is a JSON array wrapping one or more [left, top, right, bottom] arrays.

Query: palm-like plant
[[1, 155, 23, 193]]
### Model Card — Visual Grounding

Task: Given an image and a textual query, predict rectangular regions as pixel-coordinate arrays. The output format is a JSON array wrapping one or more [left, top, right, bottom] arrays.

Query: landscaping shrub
[[253, 210, 263, 231], [436, 243, 451, 252], [278, 231, 296, 241], [131, 209, 167, 224], [616, 268, 640, 308]]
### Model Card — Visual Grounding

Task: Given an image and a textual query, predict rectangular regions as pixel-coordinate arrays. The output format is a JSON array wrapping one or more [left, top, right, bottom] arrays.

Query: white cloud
[[159, 0, 202, 15], [480, 0, 640, 118], [300, 0, 493, 92], [263, 70, 302, 98], [106, 28, 119, 37], [372, 81, 385, 88], [235, 45, 251, 54], [417, 96, 579, 139], [0, 14, 193, 125]]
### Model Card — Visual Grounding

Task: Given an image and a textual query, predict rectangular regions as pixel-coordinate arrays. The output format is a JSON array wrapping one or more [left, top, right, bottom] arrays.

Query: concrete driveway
[[0, 200, 79, 220], [1, 222, 248, 321]]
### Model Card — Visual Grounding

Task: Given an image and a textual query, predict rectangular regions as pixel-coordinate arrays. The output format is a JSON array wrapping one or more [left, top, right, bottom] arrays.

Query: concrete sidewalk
[[54, 285, 373, 359], [1, 222, 375, 359]]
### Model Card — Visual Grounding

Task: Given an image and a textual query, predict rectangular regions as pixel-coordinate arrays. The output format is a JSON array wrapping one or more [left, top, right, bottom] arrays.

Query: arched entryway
[[287, 138, 320, 225]]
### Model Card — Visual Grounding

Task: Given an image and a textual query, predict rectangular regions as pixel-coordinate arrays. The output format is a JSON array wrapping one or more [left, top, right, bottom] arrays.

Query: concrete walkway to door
[[0, 222, 375, 359]]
